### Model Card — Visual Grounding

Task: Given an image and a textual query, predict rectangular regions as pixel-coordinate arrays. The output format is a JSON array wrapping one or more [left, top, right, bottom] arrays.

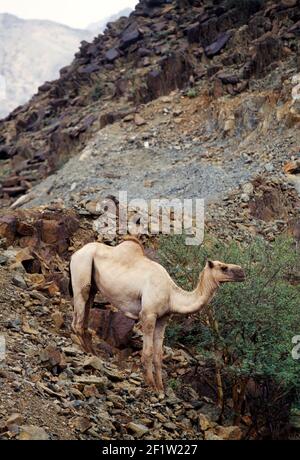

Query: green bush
[[159, 235, 300, 436], [169, 378, 180, 391], [185, 88, 198, 99]]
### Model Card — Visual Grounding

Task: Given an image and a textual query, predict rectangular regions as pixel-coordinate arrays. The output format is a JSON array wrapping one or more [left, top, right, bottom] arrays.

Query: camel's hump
[[121, 235, 144, 253]]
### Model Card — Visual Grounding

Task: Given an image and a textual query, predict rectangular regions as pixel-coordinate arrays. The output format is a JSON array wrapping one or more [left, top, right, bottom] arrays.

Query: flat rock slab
[[74, 375, 109, 390], [17, 426, 49, 441], [205, 32, 231, 57]]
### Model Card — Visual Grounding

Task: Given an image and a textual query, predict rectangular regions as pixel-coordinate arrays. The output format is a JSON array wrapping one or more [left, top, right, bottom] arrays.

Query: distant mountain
[[0, 13, 94, 118], [87, 8, 132, 33]]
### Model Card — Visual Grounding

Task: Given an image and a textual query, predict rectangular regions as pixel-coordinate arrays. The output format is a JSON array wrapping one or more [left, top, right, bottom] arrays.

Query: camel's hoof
[[157, 391, 165, 401], [85, 343, 97, 355], [78, 334, 96, 355], [142, 381, 158, 393], [146, 383, 157, 392]]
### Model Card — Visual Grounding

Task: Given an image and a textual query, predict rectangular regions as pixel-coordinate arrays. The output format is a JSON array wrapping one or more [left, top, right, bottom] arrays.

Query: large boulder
[[205, 32, 231, 58], [0, 215, 17, 245], [105, 48, 120, 62], [35, 216, 78, 254], [249, 180, 292, 222], [89, 309, 136, 349], [146, 52, 192, 100], [252, 34, 283, 77], [120, 26, 142, 50]]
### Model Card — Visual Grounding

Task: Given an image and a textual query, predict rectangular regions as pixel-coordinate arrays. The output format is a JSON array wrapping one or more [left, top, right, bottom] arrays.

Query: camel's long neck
[[170, 269, 219, 315]]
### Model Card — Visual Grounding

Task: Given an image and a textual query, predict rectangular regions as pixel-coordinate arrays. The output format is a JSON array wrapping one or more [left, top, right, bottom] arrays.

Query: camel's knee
[[141, 312, 156, 329], [153, 353, 163, 367], [81, 284, 92, 302], [142, 349, 153, 365], [142, 351, 153, 361]]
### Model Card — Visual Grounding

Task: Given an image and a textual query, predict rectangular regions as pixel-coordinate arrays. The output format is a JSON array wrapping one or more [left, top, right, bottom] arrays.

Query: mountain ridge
[[0, 13, 94, 118], [87, 8, 133, 33], [0, 12, 89, 30]]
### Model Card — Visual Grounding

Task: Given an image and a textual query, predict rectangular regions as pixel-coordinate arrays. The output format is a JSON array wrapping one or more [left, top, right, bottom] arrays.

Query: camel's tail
[[70, 243, 98, 301], [70, 244, 98, 354], [68, 262, 73, 298]]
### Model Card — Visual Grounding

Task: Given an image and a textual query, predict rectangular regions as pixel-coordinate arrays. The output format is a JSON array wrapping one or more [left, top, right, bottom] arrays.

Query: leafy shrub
[[159, 235, 300, 437], [169, 378, 180, 391], [185, 88, 198, 99]]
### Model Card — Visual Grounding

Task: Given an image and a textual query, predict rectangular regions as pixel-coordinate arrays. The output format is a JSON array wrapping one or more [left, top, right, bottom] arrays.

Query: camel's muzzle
[[234, 268, 246, 282]]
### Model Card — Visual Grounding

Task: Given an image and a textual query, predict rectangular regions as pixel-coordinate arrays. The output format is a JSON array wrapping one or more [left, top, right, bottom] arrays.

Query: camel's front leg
[[153, 316, 169, 394], [140, 313, 157, 389]]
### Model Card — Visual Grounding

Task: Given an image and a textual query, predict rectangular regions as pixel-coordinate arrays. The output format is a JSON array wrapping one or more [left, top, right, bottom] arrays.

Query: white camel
[[70, 237, 245, 392]]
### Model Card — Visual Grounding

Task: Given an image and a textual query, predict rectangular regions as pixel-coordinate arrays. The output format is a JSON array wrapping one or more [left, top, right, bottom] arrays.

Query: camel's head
[[206, 260, 245, 284]]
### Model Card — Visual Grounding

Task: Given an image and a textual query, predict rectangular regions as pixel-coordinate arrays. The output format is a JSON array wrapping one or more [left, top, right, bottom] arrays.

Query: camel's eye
[[221, 266, 228, 272]]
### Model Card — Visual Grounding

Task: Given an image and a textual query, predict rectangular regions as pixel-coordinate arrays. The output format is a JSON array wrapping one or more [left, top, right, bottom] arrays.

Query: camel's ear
[[207, 260, 214, 269]]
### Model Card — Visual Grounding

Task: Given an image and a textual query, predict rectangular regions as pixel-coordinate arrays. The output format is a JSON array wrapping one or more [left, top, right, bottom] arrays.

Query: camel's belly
[[96, 280, 142, 320], [117, 303, 141, 320], [92, 257, 168, 320]]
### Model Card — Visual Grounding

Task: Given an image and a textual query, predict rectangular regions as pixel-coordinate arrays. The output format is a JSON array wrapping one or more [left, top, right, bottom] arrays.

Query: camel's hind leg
[[70, 248, 97, 354], [72, 285, 96, 354]]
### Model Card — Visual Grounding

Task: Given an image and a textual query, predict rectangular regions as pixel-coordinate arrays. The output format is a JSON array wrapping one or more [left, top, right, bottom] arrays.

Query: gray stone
[[127, 422, 149, 438], [241, 193, 250, 203], [242, 182, 254, 195], [12, 273, 27, 290], [265, 163, 274, 172], [74, 375, 109, 391], [105, 48, 120, 62], [0, 254, 8, 265], [120, 28, 142, 50]]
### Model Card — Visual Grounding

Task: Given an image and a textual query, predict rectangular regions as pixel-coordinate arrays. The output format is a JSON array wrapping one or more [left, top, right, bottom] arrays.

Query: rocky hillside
[[0, 0, 300, 441], [0, 230, 244, 440], [0, 13, 94, 119], [0, 0, 300, 201]]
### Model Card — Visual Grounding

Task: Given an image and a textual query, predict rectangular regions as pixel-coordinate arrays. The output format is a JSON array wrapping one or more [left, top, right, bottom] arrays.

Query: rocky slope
[[0, 13, 94, 119], [0, 0, 300, 201], [0, 179, 298, 440], [0, 210, 244, 441], [0, 0, 300, 441]]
